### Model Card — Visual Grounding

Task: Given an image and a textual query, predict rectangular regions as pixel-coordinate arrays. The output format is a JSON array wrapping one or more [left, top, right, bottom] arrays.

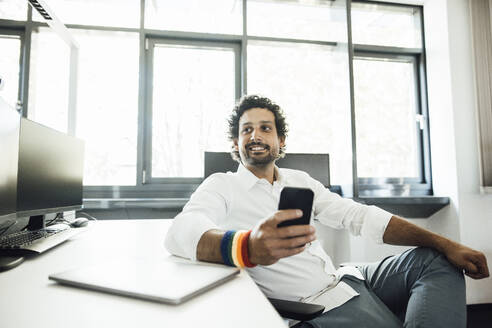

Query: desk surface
[[0, 220, 286, 328]]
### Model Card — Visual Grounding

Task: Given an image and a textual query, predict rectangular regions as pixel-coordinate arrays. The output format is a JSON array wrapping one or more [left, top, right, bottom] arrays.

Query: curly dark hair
[[228, 95, 288, 162]]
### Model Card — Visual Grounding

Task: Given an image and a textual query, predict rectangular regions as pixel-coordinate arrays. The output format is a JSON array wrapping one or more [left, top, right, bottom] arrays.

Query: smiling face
[[233, 107, 285, 168]]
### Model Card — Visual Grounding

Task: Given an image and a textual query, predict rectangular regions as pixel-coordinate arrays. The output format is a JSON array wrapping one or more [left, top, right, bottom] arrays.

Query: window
[[352, 1, 429, 196], [1, 0, 431, 199], [247, 41, 353, 186], [145, 0, 242, 35], [0, 0, 27, 21], [73, 30, 139, 186], [0, 32, 22, 110], [28, 27, 70, 133], [147, 40, 239, 179], [32, 0, 140, 28], [247, 0, 346, 42], [351, 2, 422, 48], [354, 55, 420, 179]]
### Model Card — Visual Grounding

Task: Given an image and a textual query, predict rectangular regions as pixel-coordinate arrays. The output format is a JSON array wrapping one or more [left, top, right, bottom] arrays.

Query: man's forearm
[[383, 216, 489, 279], [383, 216, 454, 252], [196, 229, 225, 263], [198, 217, 452, 264]]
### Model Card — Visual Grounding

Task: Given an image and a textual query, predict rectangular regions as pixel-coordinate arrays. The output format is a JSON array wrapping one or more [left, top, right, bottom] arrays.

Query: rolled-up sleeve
[[164, 174, 229, 261], [310, 179, 392, 244]]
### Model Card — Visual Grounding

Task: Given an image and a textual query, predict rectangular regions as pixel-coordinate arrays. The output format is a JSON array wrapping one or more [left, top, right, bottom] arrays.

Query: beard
[[240, 141, 278, 166]]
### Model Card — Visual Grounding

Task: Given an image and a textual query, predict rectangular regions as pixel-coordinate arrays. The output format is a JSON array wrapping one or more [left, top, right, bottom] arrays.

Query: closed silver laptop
[[49, 259, 240, 304]]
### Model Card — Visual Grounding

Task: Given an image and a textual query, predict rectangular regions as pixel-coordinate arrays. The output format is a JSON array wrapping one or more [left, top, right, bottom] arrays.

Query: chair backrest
[[204, 152, 330, 187]]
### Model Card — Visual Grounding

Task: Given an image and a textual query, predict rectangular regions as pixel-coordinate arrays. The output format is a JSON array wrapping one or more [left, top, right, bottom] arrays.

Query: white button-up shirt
[[165, 164, 392, 304]]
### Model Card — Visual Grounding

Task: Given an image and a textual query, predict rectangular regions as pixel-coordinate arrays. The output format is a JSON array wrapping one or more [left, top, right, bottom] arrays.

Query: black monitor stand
[[26, 214, 46, 231]]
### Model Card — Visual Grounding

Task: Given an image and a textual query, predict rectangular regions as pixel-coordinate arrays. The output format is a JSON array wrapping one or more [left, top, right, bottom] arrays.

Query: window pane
[[0, 0, 27, 21], [247, 41, 353, 186], [354, 57, 419, 178], [151, 43, 236, 178], [28, 27, 70, 133], [352, 2, 422, 48], [248, 0, 347, 42], [33, 0, 140, 28], [73, 30, 139, 186], [0, 35, 21, 110], [145, 0, 242, 35]]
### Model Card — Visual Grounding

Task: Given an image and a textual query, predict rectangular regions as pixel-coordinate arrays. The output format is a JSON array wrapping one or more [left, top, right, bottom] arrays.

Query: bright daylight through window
[[1, 0, 430, 198], [150, 43, 236, 178]]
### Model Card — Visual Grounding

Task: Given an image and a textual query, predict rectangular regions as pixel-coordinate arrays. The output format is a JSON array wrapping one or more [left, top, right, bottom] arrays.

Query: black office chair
[[204, 152, 341, 195], [203, 151, 328, 322], [204, 152, 329, 186]]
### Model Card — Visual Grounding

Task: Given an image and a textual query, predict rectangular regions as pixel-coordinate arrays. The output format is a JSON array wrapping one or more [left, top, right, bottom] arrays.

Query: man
[[165, 95, 489, 327]]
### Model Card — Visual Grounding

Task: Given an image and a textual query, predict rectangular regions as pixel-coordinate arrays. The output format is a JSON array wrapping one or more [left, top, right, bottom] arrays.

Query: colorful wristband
[[226, 230, 235, 266], [220, 230, 256, 268], [231, 231, 242, 266], [241, 230, 256, 268], [235, 231, 246, 268], [220, 230, 235, 267]]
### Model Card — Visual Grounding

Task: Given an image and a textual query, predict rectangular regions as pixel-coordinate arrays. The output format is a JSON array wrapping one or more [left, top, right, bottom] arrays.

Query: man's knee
[[406, 246, 440, 261], [403, 247, 446, 268], [403, 247, 463, 279], [407, 247, 464, 282]]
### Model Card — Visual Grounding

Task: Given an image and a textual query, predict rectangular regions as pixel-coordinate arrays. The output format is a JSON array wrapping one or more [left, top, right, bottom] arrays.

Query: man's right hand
[[248, 209, 316, 266]]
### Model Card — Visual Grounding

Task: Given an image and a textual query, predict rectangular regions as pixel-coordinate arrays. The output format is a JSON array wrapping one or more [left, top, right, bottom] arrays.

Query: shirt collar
[[236, 163, 284, 190]]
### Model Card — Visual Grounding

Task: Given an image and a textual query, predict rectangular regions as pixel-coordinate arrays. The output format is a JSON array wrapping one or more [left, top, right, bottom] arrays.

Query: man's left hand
[[443, 241, 489, 279]]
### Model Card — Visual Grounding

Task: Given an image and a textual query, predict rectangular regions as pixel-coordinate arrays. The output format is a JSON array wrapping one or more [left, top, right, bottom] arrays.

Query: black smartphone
[[277, 187, 314, 228]]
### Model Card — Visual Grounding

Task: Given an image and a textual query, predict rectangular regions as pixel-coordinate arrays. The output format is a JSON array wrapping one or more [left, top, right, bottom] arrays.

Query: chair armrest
[[267, 297, 325, 322]]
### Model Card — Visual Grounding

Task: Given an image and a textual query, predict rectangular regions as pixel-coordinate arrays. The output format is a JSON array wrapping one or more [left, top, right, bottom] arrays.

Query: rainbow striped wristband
[[220, 230, 256, 268]]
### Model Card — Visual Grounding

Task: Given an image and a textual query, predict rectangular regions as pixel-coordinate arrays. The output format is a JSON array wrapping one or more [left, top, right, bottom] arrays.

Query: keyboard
[[0, 225, 83, 254]]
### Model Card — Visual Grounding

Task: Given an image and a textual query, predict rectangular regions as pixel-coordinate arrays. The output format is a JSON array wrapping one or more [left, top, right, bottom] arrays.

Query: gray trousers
[[296, 247, 466, 328]]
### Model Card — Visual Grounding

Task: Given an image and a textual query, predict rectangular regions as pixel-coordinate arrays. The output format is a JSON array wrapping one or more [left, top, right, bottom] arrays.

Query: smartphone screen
[[277, 187, 314, 228]]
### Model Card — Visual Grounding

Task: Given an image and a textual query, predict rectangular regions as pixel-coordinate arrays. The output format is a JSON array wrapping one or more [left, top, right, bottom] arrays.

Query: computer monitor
[[16, 118, 85, 226], [0, 97, 20, 230]]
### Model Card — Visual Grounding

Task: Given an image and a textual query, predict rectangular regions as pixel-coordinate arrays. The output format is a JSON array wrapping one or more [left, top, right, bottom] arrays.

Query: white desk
[[0, 220, 286, 328]]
